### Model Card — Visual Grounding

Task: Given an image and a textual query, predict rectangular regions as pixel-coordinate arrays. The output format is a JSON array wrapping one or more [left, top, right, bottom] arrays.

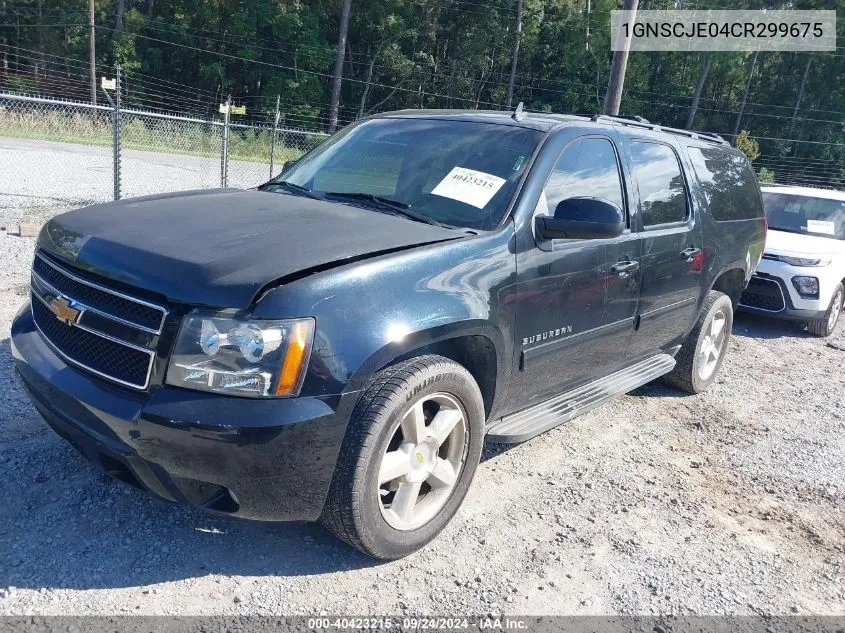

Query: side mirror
[[535, 197, 625, 241], [281, 159, 297, 172]]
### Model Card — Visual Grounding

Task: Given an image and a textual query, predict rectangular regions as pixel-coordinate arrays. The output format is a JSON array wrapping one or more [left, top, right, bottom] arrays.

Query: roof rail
[[590, 114, 650, 124], [589, 114, 730, 147]]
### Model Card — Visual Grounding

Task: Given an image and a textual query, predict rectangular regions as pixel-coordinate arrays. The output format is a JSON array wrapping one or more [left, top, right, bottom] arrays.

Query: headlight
[[791, 276, 820, 298], [166, 312, 314, 398], [778, 255, 831, 267]]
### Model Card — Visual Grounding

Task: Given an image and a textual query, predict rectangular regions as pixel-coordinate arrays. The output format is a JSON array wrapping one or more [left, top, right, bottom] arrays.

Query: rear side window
[[688, 147, 763, 221], [629, 141, 688, 227], [543, 137, 625, 214]]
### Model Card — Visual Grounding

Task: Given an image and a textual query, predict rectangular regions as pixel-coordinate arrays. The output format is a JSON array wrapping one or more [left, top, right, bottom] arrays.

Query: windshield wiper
[[323, 192, 446, 227], [259, 181, 325, 200]]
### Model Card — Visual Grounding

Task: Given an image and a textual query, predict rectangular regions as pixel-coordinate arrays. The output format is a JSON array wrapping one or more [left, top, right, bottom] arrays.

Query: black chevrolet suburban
[[12, 110, 766, 559]]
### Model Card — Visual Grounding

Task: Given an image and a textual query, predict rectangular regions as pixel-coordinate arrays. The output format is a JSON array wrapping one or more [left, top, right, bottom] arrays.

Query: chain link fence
[[0, 86, 328, 221], [0, 94, 115, 215]]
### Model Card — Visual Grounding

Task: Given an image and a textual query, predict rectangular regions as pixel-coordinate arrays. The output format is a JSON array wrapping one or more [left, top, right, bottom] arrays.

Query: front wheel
[[808, 283, 844, 337], [664, 290, 734, 394], [320, 355, 485, 560]]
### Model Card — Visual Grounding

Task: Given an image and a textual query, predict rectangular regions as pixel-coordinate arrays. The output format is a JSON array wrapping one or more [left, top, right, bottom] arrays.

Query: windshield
[[762, 191, 845, 240], [265, 118, 544, 230]]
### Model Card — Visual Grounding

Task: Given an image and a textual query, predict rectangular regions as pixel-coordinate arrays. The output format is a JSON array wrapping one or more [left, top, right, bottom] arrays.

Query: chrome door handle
[[611, 260, 640, 278], [681, 247, 702, 262]]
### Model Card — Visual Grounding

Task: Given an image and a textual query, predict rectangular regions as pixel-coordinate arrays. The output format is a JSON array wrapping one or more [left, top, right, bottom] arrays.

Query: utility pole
[[88, 0, 96, 106], [603, 0, 638, 116], [506, 0, 524, 108], [328, 0, 352, 133]]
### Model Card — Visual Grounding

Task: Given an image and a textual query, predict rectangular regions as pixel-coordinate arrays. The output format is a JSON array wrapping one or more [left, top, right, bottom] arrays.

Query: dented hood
[[38, 188, 460, 308]]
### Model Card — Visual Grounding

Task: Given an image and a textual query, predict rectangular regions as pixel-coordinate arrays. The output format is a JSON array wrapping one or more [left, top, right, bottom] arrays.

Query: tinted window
[[543, 137, 625, 215], [311, 139, 405, 195], [762, 192, 845, 240], [688, 147, 763, 221], [629, 141, 687, 226], [272, 118, 543, 230]]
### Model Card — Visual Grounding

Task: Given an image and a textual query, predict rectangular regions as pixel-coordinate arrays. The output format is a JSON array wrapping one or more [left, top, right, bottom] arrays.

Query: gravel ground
[[1, 224, 844, 616]]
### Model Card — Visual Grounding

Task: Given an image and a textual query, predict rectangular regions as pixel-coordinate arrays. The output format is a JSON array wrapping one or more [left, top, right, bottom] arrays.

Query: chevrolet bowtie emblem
[[48, 297, 81, 326]]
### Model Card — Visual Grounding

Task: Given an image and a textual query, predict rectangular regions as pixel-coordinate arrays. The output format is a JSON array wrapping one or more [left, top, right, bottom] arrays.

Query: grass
[[0, 106, 323, 164]]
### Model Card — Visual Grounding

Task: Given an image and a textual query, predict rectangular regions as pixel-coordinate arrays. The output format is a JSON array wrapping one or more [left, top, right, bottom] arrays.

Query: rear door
[[623, 137, 704, 358]]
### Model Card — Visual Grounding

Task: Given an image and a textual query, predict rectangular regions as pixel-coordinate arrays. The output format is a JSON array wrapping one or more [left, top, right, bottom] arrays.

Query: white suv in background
[[739, 186, 845, 337]]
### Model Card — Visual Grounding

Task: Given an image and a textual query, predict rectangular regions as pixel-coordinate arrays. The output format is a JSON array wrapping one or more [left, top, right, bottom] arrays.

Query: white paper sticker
[[431, 167, 506, 209], [807, 220, 836, 235]]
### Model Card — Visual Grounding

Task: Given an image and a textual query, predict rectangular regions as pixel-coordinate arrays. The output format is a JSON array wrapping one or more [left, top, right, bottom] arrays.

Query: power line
[[91, 24, 526, 111], [70, 24, 838, 125], [0, 22, 85, 28], [6, 14, 845, 117], [7, 34, 840, 142]]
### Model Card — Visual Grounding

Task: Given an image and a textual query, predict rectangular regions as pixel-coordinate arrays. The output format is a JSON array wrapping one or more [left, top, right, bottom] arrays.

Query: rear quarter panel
[[680, 142, 766, 305]]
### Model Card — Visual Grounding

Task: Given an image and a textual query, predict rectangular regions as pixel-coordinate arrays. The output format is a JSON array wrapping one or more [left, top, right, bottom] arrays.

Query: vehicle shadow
[[0, 336, 380, 592], [732, 311, 810, 340], [626, 313, 805, 400], [481, 441, 519, 462]]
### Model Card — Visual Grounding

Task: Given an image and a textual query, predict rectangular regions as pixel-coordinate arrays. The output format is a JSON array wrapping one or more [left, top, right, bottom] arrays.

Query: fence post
[[113, 64, 122, 200], [220, 94, 231, 188], [269, 94, 280, 180]]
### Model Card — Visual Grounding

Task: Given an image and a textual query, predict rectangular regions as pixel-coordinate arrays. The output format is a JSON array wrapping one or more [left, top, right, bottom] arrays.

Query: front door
[[510, 133, 641, 409], [622, 138, 703, 358]]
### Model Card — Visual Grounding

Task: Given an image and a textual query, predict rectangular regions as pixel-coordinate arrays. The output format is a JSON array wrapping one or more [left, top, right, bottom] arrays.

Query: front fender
[[343, 319, 507, 395], [252, 225, 518, 403]]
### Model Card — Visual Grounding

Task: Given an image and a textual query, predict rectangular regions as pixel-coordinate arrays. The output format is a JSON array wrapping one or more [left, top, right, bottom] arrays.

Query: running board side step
[[486, 354, 676, 443]]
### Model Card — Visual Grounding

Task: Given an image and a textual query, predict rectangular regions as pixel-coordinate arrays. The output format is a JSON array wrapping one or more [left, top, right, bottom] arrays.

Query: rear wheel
[[320, 355, 485, 560], [664, 291, 733, 394], [808, 283, 844, 337]]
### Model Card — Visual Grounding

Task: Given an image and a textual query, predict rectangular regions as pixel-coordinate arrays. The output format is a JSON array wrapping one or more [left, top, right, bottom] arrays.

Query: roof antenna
[[512, 101, 526, 122]]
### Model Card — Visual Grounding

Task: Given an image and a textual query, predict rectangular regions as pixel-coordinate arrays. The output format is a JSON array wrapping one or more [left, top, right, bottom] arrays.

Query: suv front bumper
[[11, 303, 355, 522], [739, 270, 828, 322]]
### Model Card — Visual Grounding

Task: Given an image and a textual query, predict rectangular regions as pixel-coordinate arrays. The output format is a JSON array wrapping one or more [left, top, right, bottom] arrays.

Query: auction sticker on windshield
[[807, 220, 836, 235], [431, 167, 506, 209]]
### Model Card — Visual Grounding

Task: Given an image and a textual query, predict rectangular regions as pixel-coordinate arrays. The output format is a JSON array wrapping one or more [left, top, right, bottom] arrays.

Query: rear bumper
[[11, 303, 356, 522]]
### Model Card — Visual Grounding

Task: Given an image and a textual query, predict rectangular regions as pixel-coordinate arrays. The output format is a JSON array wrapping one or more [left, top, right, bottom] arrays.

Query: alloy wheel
[[829, 289, 843, 332], [698, 308, 728, 381], [377, 393, 468, 531]]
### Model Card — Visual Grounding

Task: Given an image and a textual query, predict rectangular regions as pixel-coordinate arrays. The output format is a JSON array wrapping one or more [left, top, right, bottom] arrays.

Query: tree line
[[0, 0, 843, 184]]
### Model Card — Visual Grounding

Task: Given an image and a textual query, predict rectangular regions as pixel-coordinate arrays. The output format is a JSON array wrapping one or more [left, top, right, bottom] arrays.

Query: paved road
[[0, 136, 272, 221]]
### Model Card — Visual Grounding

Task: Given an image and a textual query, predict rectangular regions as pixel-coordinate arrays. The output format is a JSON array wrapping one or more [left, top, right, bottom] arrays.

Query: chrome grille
[[30, 253, 166, 389], [33, 254, 166, 333]]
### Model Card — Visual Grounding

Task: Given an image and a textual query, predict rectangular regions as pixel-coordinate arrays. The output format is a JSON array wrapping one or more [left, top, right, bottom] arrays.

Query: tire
[[320, 355, 485, 560], [807, 283, 844, 338], [664, 290, 734, 394]]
